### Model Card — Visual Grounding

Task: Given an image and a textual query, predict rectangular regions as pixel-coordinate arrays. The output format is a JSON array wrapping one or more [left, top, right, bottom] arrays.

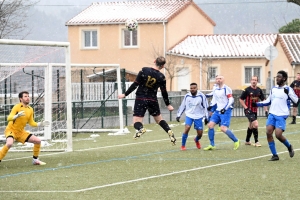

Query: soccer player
[[289, 72, 300, 124], [176, 83, 208, 151], [253, 70, 297, 161], [239, 76, 268, 147], [118, 56, 176, 145], [0, 91, 50, 165], [203, 75, 240, 150]]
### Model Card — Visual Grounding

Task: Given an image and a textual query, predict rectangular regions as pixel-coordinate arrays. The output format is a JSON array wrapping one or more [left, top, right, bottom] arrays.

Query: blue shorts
[[210, 109, 232, 127], [266, 113, 287, 131], [185, 116, 203, 130]]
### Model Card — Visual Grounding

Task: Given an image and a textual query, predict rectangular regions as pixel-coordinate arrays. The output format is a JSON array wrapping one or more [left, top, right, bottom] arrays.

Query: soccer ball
[[125, 18, 138, 31]]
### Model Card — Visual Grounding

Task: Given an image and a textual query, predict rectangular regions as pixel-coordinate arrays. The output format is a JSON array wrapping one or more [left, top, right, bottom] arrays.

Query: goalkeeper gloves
[[13, 111, 25, 120], [204, 118, 209, 125], [220, 108, 226, 114], [176, 117, 180, 122], [37, 121, 50, 127]]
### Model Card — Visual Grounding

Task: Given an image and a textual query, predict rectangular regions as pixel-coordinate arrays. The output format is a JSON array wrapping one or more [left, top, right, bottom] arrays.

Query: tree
[[0, 0, 38, 39], [279, 19, 300, 33], [287, 0, 300, 6]]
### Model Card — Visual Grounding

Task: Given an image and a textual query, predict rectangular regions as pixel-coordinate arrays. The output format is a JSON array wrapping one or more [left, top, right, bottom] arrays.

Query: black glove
[[204, 118, 209, 125], [265, 111, 268, 118], [176, 117, 180, 122], [220, 108, 225, 114], [252, 102, 257, 107], [284, 87, 289, 95], [207, 106, 212, 111]]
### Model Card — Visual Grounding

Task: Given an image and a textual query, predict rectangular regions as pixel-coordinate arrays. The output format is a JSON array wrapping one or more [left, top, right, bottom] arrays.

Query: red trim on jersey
[[227, 94, 232, 98]]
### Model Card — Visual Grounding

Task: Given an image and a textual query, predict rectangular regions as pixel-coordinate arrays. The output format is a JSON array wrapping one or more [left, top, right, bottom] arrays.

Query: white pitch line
[[0, 148, 298, 193]]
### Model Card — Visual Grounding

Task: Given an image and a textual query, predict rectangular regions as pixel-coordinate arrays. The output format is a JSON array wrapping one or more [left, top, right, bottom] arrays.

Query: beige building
[[65, 0, 215, 88]]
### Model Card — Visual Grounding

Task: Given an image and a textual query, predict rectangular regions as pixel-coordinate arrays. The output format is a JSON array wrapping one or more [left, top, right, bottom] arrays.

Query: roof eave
[[66, 21, 168, 26]]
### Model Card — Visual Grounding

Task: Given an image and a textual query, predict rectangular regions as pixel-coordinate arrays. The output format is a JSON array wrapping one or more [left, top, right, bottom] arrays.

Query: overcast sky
[[26, 0, 300, 41]]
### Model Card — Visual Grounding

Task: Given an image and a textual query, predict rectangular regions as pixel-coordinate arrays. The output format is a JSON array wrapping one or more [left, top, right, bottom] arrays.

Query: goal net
[[0, 39, 73, 151], [0, 40, 126, 152]]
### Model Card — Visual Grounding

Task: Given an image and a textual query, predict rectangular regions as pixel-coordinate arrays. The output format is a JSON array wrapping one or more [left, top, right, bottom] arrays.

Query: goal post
[[0, 39, 72, 152]]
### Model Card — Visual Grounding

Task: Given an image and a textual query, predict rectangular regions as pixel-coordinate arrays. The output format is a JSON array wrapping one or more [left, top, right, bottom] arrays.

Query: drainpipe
[[163, 21, 166, 75], [200, 57, 202, 90], [293, 64, 295, 78]]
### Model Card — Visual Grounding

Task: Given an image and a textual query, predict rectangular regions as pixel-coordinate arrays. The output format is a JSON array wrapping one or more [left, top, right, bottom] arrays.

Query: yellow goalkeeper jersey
[[6, 103, 38, 133]]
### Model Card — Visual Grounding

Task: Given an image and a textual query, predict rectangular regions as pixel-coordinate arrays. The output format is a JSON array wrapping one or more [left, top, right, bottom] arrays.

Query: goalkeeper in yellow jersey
[[0, 91, 50, 165]]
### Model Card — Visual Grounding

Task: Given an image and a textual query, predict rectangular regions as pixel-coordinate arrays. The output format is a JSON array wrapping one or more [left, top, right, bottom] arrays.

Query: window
[[83, 30, 97, 48], [208, 67, 217, 81], [245, 66, 261, 83], [123, 29, 137, 47]]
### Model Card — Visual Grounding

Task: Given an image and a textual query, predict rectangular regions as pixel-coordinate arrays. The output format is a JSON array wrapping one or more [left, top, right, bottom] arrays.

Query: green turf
[[0, 117, 299, 200]]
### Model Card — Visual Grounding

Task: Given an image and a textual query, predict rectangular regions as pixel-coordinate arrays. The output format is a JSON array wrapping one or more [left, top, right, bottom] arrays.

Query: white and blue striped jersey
[[177, 91, 208, 119], [212, 84, 234, 111], [257, 85, 298, 117]]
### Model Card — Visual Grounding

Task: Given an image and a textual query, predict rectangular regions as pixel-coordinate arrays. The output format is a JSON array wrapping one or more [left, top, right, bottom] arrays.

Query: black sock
[[293, 116, 296, 122], [253, 128, 258, 143], [159, 120, 171, 133], [134, 122, 143, 131], [246, 127, 253, 142], [33, 156, 38, 159]]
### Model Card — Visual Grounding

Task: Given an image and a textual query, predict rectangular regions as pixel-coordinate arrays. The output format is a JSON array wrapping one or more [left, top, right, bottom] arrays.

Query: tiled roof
[[167, 34, 277, 58], [276, 34, 300, 65], [66, 0, 215, 26]]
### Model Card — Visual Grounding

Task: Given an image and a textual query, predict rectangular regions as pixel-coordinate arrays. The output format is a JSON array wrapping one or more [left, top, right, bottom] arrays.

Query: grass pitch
[[0, 117, 299, 200]]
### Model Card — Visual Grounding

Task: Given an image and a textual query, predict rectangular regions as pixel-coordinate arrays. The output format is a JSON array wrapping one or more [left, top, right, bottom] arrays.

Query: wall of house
[[273, 43, 294, 85], [168, 56, 270, 91], [68, 23, 165, 73], [166, 4, 214, 49]]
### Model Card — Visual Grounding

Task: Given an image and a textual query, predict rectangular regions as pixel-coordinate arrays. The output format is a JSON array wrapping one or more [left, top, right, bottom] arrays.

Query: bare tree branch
[[0, 0, 38, 39]]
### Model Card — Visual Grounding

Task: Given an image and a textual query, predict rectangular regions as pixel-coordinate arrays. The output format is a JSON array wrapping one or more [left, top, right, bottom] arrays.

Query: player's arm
[[7, 105, 24, 121], [239, 90, 248, 109], [224, 87, 234, 110], [160, 80, 170, 106], [28, 108, 38, 127], [286, 86, 299, 105], [176, 95, 187, 118], [125, 71, 143, 96], [202, 94, 209, 119], [205, 91, 213, 98], [255, 95, 271, 107]]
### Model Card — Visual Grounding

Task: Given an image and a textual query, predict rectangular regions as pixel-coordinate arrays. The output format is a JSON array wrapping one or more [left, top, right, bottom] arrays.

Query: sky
[[25, 0, 300, 41]]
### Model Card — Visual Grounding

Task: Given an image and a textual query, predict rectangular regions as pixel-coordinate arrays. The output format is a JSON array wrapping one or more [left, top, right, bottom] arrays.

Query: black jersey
[[240, 86, 265, 112], [290, 80, 300, 97], [125, 67, 170, 105]]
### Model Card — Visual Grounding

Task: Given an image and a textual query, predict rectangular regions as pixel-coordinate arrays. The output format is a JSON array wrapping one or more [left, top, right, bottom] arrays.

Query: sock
[[252, 128, 258, 143], [195, 135, 201, 141], [208, 128, 215, 146], [246, 128, 252, 142], [282, 139, 291, 148], [159, 120, 171, 133], [225, 129, 238, 142], [33, 143, 41, 158], [134, 122, 143, 131], [181, 133, 188, 147], [293, 116, 296, 122], [268, 141, 277, 155], [0, 144, 9, 160]]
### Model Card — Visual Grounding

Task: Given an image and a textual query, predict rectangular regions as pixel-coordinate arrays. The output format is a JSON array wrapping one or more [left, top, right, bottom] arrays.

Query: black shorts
[[246, 112, 257, 122], [133, 98, 161, 117]]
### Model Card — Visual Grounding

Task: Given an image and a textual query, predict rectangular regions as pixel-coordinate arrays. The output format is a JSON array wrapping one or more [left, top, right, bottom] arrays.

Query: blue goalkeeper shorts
[[185, 116, 203, 130]]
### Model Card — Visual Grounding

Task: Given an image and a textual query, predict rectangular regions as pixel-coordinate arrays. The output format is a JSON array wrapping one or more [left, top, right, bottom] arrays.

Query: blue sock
[[181, 133, 188, 147], [208, 128, 215, 146], [268, 141, 277, 155], [195, 135, 200, 141], [225, 129, 238, 142], [282, 139, 291, 148]]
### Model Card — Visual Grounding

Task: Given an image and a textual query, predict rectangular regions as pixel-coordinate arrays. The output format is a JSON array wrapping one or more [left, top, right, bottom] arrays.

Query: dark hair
[[190, 83, 197, 86], [155, 56, 166, 68], [19, 91, 29, 100], [278, 70, 288, 81]]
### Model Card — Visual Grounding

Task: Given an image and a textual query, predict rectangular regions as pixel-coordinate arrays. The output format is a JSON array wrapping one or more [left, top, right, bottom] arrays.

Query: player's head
[[18, 91, 30, 105], [251, 76, 258, 87], [190, 83, 198, 95], [215, 75, 224, 85], [276, 70, 287, 86], [297, 73, 300, 80], [155, 56, 166, 69]]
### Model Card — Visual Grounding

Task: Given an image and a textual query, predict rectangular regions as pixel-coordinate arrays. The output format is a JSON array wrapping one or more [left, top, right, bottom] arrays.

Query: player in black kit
[[118, 56, 176, 145], [289, 73, 300, 124], [239, 76, 267, 147]]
